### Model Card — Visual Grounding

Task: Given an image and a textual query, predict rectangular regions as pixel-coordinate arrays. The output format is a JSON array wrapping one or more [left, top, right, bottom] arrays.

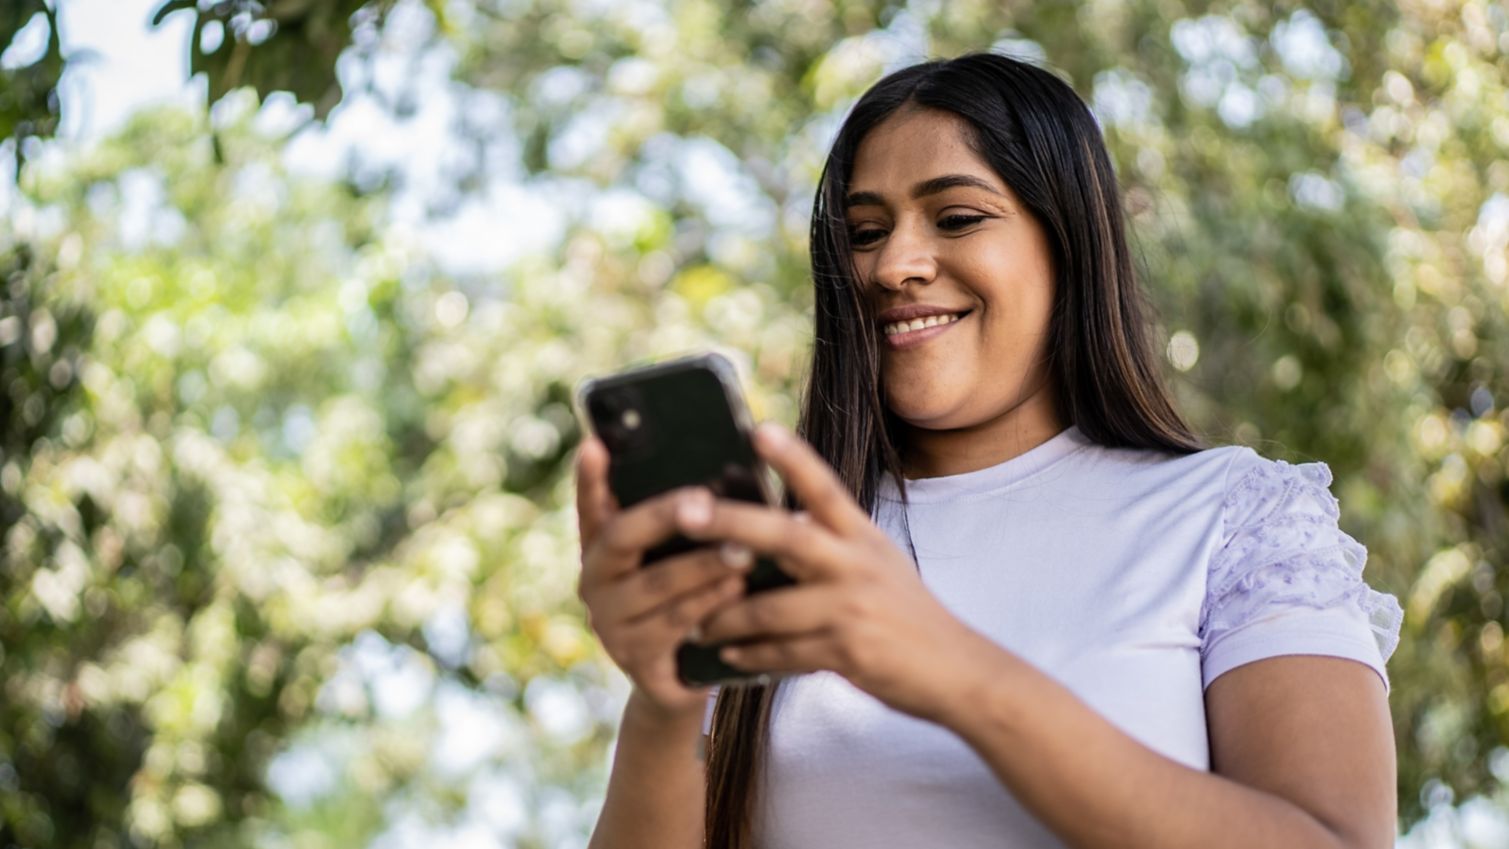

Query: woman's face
[[846, 107, 1061, 463]]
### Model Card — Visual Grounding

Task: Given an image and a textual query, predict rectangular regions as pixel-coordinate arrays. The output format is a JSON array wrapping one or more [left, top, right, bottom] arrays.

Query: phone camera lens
[[591, 384, 649, 457]]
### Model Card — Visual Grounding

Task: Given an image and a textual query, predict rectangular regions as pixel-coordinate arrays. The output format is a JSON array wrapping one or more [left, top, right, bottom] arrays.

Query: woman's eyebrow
[[844, 174, 1005, 207], [844, 190, 886, 208], [912, 174, 1004, 198]]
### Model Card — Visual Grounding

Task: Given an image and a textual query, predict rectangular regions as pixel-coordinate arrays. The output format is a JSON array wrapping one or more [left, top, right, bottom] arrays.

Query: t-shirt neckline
[[878, 424, 1091, 503]]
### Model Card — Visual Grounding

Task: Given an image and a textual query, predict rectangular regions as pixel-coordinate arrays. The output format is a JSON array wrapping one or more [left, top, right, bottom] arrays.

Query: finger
[[698, 584, 836, 644], [613, 543, 755, 624], [717, 631, 833, 676], [753, 422, 870, 535], [674, 498, 846, 582], [575, 436, 616, 545], [622, 572, 747, 645], [589, 485, 713, 582]]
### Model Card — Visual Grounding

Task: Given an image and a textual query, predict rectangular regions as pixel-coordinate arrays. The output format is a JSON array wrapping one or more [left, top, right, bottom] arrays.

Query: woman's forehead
[[849, 110, 1006, 198]]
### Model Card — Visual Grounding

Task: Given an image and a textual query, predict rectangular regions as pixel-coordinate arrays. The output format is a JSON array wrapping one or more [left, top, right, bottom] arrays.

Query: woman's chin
[[883, 395, 970, 428]]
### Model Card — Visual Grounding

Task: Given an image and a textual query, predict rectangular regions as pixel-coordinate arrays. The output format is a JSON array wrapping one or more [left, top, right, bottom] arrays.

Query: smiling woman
[[845, 108, 1061, 475], [573, 52, 1402, 849]]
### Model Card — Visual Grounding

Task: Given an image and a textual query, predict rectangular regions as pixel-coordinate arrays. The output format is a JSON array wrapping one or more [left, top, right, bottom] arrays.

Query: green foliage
[[0, 1, 63, 179], [165, 0, 390, 118], [3, 0, 1509, 844], [0, 0, 452, 171]]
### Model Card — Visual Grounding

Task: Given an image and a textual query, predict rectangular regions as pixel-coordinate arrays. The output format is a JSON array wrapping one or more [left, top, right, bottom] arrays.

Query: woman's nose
[[870, 223, 936, 291]]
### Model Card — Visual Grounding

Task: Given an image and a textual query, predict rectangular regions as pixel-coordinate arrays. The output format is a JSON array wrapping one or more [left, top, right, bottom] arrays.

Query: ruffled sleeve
[[1199, 449, 1404, 693]]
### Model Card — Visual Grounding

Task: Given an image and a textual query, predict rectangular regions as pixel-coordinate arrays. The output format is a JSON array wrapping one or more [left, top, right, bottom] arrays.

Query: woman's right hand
[[574, 435, 754, 722]]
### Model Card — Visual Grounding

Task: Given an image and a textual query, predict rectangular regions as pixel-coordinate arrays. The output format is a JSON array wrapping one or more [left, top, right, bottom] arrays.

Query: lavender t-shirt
[[703, 425, 1402, 849]]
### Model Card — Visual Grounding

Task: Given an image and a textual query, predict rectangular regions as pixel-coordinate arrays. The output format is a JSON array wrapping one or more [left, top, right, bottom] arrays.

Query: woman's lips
[[883, 312, 969, 350]]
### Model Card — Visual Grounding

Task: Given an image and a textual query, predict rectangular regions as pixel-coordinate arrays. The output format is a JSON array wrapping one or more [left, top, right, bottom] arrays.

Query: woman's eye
[[939, 214, 988, 231], [849, 229, 886, 246]]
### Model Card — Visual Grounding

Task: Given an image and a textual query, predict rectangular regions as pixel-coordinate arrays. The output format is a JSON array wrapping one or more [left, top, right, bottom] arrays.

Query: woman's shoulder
[[1071, 435, 1255, 506], [1188, 442, 1405, 687], [1081, 436, 1336, 518], [1205, 443, 1348, 535]]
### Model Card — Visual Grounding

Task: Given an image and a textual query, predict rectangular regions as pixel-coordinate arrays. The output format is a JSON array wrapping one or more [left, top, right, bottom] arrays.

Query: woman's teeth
[[883, 312, 965, 337]]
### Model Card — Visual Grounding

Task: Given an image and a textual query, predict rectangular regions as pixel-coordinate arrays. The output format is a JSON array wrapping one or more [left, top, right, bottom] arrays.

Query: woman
[[574, 52, 1403, 848]]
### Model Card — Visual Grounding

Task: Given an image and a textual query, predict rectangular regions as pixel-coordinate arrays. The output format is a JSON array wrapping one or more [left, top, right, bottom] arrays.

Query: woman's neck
[[898, 388, 1068, 480]]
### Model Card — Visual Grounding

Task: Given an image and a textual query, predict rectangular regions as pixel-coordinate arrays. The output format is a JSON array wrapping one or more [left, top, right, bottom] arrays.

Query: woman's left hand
[[678, 421, 999, 725]]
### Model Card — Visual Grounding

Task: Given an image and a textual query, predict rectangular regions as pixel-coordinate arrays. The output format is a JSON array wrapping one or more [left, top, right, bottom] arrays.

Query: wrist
[[624, 688, 708, 738], [928, 630, 1026, 735]]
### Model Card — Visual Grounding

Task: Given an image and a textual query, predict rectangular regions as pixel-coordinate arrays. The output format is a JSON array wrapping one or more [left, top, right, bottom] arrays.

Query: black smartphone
[[576, 351, 797, 686]]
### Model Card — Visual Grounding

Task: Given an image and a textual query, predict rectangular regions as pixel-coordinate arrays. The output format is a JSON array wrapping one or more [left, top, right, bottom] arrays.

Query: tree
[[3, 0, 1508, 844], [0, 0, 447, 174]]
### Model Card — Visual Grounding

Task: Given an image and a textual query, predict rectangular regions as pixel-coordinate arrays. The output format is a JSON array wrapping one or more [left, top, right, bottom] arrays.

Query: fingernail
[[688, 624, 703, 643], [719, 542, 753, 569], [679, 489, 711, 526], [754, 422, 785, 447]]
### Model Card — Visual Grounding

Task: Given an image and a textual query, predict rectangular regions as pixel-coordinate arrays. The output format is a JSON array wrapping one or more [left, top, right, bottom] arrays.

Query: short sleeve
[[702, 686, 720, 736], [1199, 450, 1404, 694]]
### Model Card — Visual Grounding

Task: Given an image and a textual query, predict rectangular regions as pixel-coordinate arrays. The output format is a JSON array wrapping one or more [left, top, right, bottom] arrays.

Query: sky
[[51, 0, 196, 139]]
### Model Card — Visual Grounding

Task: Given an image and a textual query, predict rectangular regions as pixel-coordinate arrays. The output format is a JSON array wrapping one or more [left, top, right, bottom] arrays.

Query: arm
[[587, 690, 707, 849], [938, 639, 1396, 849], [674, 427, 1400, 847], [573, 438, 737, 849]]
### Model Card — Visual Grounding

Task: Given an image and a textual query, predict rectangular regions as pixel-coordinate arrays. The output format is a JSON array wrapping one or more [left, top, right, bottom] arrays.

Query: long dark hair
[[703, 51, 1203, 847]]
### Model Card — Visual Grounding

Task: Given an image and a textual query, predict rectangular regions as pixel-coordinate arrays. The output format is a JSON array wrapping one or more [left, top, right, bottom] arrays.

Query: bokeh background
[[2, 0, 1508, 846]]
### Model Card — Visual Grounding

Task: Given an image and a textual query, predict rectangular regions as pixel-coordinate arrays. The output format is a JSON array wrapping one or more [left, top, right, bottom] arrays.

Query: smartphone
[[576, 351, 797, 686]]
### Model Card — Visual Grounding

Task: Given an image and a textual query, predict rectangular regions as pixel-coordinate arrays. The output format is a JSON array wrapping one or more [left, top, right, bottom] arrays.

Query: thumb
[[575, 436, 617, 544]]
